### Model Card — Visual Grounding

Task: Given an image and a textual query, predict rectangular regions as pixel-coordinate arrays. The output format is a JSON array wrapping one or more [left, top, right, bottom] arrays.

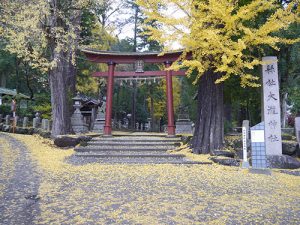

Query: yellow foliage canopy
[[147, 77, 181, 119], [0, 0, 107, 74], [137, 0, 300, 87]]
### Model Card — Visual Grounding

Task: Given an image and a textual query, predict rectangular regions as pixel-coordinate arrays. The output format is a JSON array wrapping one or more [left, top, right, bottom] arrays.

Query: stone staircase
[[72, 134, 201, 164]]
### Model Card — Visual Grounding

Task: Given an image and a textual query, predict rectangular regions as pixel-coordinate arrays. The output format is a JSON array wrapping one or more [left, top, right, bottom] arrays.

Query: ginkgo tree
[[137, 0, 300, 154], [0, 0, 110, 136], [0, 0, 87, 135]]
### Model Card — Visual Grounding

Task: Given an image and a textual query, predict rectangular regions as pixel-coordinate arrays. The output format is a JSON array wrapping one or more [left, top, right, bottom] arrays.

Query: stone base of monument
[[209, 156, 240, 167], [92, 119, 105, 133], [211, 150, 235, 158], [249, 168, 272, 175], [71, 117, 89, 134], [71, 110, 89, 134], [72, 124, 89, 134], [175, 120, 193, 134], [242, 161, 250, 168], [282, 141, 299, 155], [266, 155, 300, 169]]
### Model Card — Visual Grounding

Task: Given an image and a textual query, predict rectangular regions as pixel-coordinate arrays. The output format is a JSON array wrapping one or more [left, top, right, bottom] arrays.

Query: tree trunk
[[15, 57, 20, 94], [281, 92, 288, 128], [49, 50, 70, 136], [149, 86, 155, 132], [46, 5, 81, 136], [130, 4, 139, 130], [192, 70, 224, 154], [25, 64, 34, 99], [65, 10, 81, 131], [131, 83, 137, 129], [0, 73, 7, 87]]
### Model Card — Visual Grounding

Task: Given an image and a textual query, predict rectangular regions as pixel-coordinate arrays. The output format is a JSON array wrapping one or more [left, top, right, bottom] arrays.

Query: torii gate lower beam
[[93, 70, 186, 77]]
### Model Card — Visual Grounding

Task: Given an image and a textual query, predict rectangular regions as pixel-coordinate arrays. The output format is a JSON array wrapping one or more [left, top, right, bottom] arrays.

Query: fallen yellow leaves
[[169, 143, 212, 163], [0, 137, 18, 198], [6, 133, 300, 224]]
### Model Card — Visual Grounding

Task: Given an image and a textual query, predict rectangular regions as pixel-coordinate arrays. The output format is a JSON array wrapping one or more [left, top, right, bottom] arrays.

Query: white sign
[[251, 130, 265, 143], [242, 127, 248, 162]]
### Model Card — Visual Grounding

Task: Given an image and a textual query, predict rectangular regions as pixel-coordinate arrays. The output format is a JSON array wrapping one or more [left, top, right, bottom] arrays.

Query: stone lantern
[[73, 93, 82, 113], [71, 93, 88, 134]]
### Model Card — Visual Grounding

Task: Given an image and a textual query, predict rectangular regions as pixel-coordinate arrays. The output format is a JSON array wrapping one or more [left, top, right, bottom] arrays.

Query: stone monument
[[262, 56, 282, 156], [147, 118, 151, 131], [175, 106, 193, 134], [22, 117, 29, 128], [33, 112, 41, 128], [295, 117, 300, 144], [41, 119, 50, 131], [92, 101, 106, 133]]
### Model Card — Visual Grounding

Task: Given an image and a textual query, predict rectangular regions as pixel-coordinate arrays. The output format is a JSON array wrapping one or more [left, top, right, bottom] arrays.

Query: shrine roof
[[0, 87, 30, 99]]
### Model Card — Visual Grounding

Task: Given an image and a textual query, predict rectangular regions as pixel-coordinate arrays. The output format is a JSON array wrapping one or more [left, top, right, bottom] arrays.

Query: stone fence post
[[23, 117, 29, 128], [41, 119, 50, 131]]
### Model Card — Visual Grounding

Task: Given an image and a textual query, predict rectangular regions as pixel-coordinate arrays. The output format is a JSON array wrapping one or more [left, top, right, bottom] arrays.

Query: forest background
[[0, 0, 299, 146]]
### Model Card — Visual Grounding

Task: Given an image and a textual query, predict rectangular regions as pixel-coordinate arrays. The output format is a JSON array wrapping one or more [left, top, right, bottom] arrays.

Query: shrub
[[0, 105, 11, 116], [33, 104, 52, 120]]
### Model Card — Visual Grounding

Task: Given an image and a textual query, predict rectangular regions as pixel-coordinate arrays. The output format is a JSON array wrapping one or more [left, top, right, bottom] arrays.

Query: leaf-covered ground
[[0, 133, 300, 224]]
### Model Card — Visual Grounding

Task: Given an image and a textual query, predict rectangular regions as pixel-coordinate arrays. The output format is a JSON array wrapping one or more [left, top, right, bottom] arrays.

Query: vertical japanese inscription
[[262, 56, 282, 155]]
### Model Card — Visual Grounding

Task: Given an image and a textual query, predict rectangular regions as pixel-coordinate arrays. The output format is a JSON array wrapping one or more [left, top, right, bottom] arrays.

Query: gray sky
[[109, 1, 187, 50]]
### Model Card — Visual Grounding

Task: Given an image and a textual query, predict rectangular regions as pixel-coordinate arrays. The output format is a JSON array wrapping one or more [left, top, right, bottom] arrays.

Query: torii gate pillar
[[104, 62, 115, 136], [165, 61, 175, 136]]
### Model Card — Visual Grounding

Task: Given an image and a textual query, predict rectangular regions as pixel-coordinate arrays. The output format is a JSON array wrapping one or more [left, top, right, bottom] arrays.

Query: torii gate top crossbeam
[[81, 48, 185, 64]]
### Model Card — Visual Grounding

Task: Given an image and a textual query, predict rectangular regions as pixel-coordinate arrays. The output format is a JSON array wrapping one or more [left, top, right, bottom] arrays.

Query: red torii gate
[[81, 49, 187, 136]]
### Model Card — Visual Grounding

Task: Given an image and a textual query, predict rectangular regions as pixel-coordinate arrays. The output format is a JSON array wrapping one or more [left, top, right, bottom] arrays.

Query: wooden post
[[165, 61, 175, 136], [104, 62, 115, 136]]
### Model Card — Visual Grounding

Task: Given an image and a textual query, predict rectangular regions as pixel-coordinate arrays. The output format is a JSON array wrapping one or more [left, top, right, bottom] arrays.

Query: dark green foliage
[[0, 105, 10, 116], [80, 10, 97, 45]]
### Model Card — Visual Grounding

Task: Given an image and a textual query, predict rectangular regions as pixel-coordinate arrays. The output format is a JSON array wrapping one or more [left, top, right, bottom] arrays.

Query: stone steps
[[86, 141, 179, 146], [76, 152, 185, 158], [75, 147, 172, 152], [67, 156, 211, 165], [72, 134, 196, 164], [92, 137, 181, 142]]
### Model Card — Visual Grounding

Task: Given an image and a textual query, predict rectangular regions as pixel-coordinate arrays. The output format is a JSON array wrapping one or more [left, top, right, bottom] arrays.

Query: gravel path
[[0, 133, 41, 225]]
